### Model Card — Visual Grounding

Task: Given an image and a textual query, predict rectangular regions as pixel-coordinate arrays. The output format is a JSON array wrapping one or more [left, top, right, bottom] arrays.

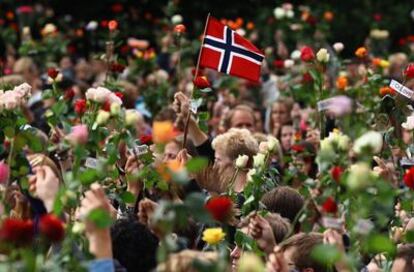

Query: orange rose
[[152, 121, 179, 144], [355, 47, 368, 58], [371, 58, 382, 66], [108, 20, 118, 31], [156, 159, 184, 182], [336, 76, 348, 90], [323, 11, 334, 22], [379, 86, 396, 96], [246, 22, 255, 30]]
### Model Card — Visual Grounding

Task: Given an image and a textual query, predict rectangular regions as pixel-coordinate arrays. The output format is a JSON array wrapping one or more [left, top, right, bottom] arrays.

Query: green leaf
[[405, 230, 414, 243], [186, 157, 208, 173], [364, 234, 396, 255], [4, 126, 14, 138], [87, 208, 113, 229], [79, 169, 98, 185], [120, 191, 136, 204], [311, 244, 341, 266]]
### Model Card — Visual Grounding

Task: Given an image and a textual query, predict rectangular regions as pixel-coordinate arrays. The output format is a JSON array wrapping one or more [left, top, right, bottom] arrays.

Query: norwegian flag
[[199, 16, 264, 82]]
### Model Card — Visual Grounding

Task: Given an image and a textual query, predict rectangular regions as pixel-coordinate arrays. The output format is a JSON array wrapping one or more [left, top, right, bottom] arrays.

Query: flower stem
[[6, 138, 14, 187]]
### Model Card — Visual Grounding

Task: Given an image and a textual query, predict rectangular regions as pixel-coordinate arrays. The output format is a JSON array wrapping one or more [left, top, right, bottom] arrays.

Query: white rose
[[171, 14, 183, 25], [125, 110, 141, 126], [86, 21, 98, 31], [259, 142, 269, 154], [320, 138, 333, 152], [247, 168, 257, 183], [402, 115, 414, 131], [286, 10, 294, 18], [236, 28, 246, 37], [95, 110, 110, 125], [337, 135, 350, 150], [253, 153, 266, 168], [274, 7, 286, 19], [284, 59, 294, 68], [333, 42, 344, 53], [264, 47, 273, 55], [235, 155, 249, 168], [267, 136, 279, 152], [108, 93, 122, 105], [353, 131, 383, 154], [316, 48, 330, 63], [42, 23, 57, 35], [72, 222, 85, 234], [347, 163, 373, 190], [291, 50, 301, 60], [110, 103, 121, 116]]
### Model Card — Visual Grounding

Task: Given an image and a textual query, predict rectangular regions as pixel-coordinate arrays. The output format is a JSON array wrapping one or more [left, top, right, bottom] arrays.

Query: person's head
[[261, 186, 304, 225], [266, 213, 291, 243], [278, 123, 294, 152], [157, 250, 218, 272], [392, 244, 414, 272], [163, 137, 197, 163], [111, 217, 159, 272], [13, 57, 38, 82], [212, 128, 258, 169], [223, 104, 256, 133], [271, 98, 294, 132], [280, 232, 332, 272]]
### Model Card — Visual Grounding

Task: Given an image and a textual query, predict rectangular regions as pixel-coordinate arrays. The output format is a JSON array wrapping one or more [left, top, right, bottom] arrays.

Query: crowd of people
[[1, 1, 414, 272]]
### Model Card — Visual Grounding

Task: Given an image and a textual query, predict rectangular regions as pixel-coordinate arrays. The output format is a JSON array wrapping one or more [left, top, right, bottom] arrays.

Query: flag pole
[[182, 13, 211, 149]]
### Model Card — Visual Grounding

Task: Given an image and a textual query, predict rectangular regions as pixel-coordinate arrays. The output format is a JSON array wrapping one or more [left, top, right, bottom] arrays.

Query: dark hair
[[395, 244, 414, 272], [261, 186, 304, 226], [111, 217, 159, 272]]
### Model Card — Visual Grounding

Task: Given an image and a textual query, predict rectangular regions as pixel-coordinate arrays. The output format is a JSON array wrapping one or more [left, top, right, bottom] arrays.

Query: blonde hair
[[13, 57, 37, 75], [27, 154, 63, 184], [211, 128, 258, 160], [157, 250, 218, 272]]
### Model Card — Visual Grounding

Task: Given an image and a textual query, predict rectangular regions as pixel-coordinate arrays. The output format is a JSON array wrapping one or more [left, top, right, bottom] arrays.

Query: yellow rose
[[202, 228, 225, 245]]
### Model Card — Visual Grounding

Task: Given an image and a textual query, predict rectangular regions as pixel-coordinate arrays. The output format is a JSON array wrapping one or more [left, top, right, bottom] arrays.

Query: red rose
[[64, 88, 75, 100], [205, 196, 233, 222], [140, 134, 153, 145], [115, 92, 124, 100], [291, 144, 305, 153], [404, 64, 414, 79], [322, 197, 338, 214], [174, 24, 186, 34], [330, 166, 344, 183], [0, 218, 34, 245], [193, 76, 210, 89], [300, 46, 315, 62], [100, 20, 108, 28], [373, 13, 382, 22], [273, 59, 285, 69], [74, 99, 87, 115], [403, 166, 414, 189], [39, 214, 65, 242], [17, 6, 33, 14], [110, 63, 125, 73], [102, 100, 111, 112], [111, 3, 123, 13], [120, 45, 130, 55], [302, 72, 314, 84], [47, 67, 59, 79]]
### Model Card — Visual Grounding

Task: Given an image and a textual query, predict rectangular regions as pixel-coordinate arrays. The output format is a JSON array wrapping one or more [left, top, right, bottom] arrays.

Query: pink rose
[[0, 161, 10, 184], [66, 125, 88, 145]]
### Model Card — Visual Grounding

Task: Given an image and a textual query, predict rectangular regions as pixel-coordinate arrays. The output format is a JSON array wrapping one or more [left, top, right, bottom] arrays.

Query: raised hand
[[28, 165, 60, 212]]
